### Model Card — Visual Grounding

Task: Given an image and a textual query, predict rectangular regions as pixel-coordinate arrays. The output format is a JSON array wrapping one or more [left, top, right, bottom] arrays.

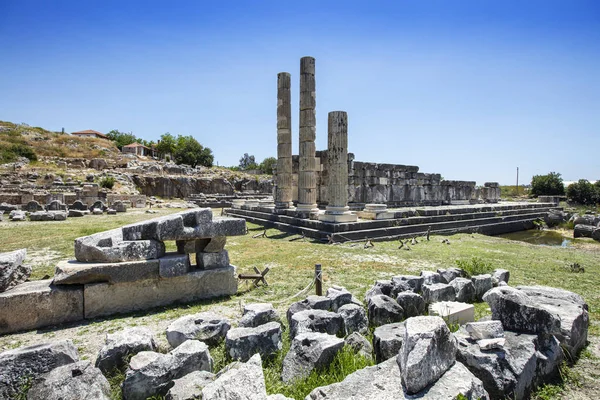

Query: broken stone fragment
[[281, 332, 344, 383], [202, 353, 267, 400], [395, 292, 426, 318], [289, 309, 344, 338], [465, 320, 504, 341], [373, 321, 405, 363], [326, 285, 353, 312], [53, 259, 159, 285], [367, 294, 404, 327], [159, 253, 191, 277], [225, 321, 282, 362], [95, 327, 157, 374], [471, 274, 493, 300], [166, 311, 231, 348], [74, 228, 165, 263], [0, 248, 30, 293], [421, 282, 455, 304], [450, 277, 476, 303], [338, 303, 368, 335], [195, 250, 230, 269], [239, 302, 280, 328], [165, 370, 215, 400]]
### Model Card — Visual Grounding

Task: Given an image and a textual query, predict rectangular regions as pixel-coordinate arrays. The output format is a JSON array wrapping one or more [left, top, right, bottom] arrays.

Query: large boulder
[[289, 309, 344, 338], [165, 370, 215, 400], [421, 283, 455, 304], [367, 294, 404, 327], [574, 224, 594, 238], [397, 316, 457, 394], [0, 340, 79, 399], [483, 286, 561, 335], [225, 321, 282, 362], [492, 269, 510, 285], [202, 353, 267, 400], [166, 312, 231, 348], [122, 340, 213, 400], [373, 322, 405, 363], [0, 248, 31, 293], [281, 332, 344, 383], [338, 303, 368, 335], [239, 303, 280, 328], [95, 327, 157, 374], [326, 286, 353, 312], [395, 292, 425, 318], [517, 286, 589, 356], [27, 360, 110, 400], [450, 278, 476, 303]]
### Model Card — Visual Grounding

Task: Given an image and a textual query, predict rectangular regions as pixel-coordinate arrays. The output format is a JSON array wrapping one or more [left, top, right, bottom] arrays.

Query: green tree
[[259, 156, 277, 174], [106, 129, 138, 150], [239, 153, 257, 170], [156, 133, 177, 159], [530, 172, 565, 197], [566, 179, 599, 205], [173, 135, 213, 168]]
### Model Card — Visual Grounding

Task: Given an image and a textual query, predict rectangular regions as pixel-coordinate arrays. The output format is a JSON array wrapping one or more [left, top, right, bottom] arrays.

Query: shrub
[[530, 172, 564, 197], [99, 176, 116, 189], [455, 257, 494, 277], [566, 179, 599, 205]]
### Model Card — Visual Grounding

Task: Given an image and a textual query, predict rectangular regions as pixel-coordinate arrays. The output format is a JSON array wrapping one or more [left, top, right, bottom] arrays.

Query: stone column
[[319, 111, 357, 223], [297, 56, 319, 212], [275, 72, 293, 209]]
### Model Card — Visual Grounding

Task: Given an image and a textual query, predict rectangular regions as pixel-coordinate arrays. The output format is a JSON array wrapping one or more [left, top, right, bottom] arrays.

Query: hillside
[[0, 121, 121, 163]]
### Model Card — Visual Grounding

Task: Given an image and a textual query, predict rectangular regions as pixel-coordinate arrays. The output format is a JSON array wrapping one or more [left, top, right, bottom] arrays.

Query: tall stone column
[[297, 56, 319, 212], [275, 72, 293, 209], [319, 111, 357, 223]]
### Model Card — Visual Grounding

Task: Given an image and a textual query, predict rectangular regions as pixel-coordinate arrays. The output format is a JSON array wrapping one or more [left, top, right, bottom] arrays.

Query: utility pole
[[516, 167, 519, 196]]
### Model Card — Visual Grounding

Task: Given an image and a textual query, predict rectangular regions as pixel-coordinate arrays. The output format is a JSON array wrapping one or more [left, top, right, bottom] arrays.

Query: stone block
[[318, 212, 358, 223], [429, 301, 475, 325], [422, 283, 456, 304], [373, 322, 405, 363], [0, 279, 84, 334], [225, 321, 283, 362], [84, 266, 237, 319], [159, 253, 191, 278], [53, 259, 159, 285], [0, 248, 30, 293], [74, 228, 165, 263], [196, 250, 230, 269]]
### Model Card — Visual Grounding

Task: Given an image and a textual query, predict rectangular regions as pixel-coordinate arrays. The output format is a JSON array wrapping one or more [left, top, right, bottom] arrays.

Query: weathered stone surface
[[290, 309, 343, 338], [92, 208, 103, 215], [373, 322, 405, 363], [364, 279, 393, 302], [69, 200, 88, 211], [326, 285, 353, 312], [159, 253, 191, 277], [282, 332, 344, 383], [27, 360, 110, 400], [239, 303, 280, 328], [202, 236, 227, 253], [345, 332, 373, 360], [195, 250, 230, 269], [391, 275, 423, 294], [202, 353, 266, 400], [398, 316, 457, 394], [0, 248, 30, 293], [338, 303, 368, 335], [471, 274, 493, 300], [408, 361, 489, 400], [95, 327, 157, 374], [84, 266, 237, 319], [165, 370, 215, 400], [122, 340, 213, 400], [421, 283, 455, 304], [465, 320, 504, 340], [68, 209, 88, 217], [267, 394, 294, 400], [437, 267, 466, 284], [517, 285, 589, 355], [367, 294, 404, 327], [286, 296, 332, 325], [492, 269, 510, 285], [74, 228, 165, 263], [167, 311, 231, 348], [53, 259, 159, 285], [574, 223, 595, 238], [226, 321, 282, 362], [0, 279, 83, 334], [395, 292, 425, 318], [483, 286, 561, 336], [450, 277, 476, 303], [9, 210, 26, 221], [24, 200, 44, 212], [429, 301, 475, 325], [420, 270, 442, 285]]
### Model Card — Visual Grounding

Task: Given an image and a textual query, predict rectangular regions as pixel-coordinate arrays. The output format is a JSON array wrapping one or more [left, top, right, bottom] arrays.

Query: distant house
[[71, 129, 109, 140], [122, 142, 157, 157]]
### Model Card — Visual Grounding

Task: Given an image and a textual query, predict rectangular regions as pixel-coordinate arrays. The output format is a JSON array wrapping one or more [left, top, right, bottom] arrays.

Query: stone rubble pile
[[0, 209, 246, 334]]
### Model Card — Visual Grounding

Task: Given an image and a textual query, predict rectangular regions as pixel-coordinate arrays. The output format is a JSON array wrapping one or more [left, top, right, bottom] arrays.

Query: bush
[[530, 172, 564, 197], [455, 257, 494, 277], [566, 179, 599, 205], [0, 144, 37, 163], [99, 176, 116, 189]]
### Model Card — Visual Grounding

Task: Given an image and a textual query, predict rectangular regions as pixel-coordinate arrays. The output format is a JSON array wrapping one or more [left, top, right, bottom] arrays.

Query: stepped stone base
[[0, 280, 84, 334], [84, 265, 238, 318]]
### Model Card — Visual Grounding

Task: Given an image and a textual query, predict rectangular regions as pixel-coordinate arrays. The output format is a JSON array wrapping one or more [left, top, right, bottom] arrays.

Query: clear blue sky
[[1, 1, 598, 185]]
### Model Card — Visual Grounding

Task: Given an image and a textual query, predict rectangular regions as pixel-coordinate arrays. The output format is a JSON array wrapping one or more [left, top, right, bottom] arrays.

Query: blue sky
[[1, 1, 598, 184]]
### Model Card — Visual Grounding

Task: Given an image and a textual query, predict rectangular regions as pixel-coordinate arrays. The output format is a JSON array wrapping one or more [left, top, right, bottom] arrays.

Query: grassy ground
[[0, 208, 599, 399]]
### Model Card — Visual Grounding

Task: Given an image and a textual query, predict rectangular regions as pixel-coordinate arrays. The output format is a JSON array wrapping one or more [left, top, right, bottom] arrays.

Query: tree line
[[531, 172, 600, 205]]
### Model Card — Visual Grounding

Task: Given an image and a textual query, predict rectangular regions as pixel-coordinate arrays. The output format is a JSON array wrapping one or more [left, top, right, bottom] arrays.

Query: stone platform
[[226, 202, 559, 241]]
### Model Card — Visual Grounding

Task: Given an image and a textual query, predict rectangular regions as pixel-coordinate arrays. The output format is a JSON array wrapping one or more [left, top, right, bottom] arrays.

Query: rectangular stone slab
[[84, 266, 238, 319], [429, 301, 475, 325], [0, 279, 84, 334], [54, 259, 160, 285]]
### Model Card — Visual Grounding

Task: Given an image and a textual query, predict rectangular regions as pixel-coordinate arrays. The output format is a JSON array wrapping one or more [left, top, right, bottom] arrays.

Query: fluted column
[[319, 111, 357, 223], [275, 72, 293, 209], [297, 56, 318, 212]]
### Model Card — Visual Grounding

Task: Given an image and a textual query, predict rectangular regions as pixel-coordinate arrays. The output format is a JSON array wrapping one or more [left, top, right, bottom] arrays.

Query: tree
[[530, 172, 565, 197], [156, 133, 177, 159], [566, 179, 599, 205], [106, 129, 138, 150], [259, 157, 277, 174], [172, 135, 213, 168], [239, 153, 257, 170]]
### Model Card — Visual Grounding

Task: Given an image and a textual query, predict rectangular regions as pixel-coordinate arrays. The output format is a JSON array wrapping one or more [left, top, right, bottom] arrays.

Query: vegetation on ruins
[[455, 256, 495, 277], [567, 179, 600, 206], [99, 176, 116, 189], [530, 172, 565, 197], [156, 133, 177, 159], [172, 135, 214, 168]]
